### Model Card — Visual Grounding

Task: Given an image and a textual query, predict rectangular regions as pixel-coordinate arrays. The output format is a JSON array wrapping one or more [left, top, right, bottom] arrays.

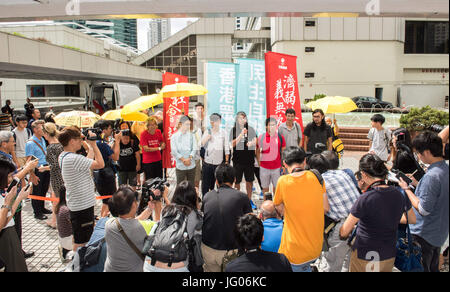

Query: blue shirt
[[25, 136, 47, 166], [96, 140, 114, 165], [410, 160, 449, 247], [170, 131, 196, 171], [261, 218, 283, 253]]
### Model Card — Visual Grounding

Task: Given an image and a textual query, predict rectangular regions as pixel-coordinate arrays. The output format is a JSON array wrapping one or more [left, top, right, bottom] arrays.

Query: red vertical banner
[[265, 51, 304, 132], [162, 72, 189, 168]]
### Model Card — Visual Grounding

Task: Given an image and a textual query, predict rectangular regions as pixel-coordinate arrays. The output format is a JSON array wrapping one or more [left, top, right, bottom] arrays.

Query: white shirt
[[13, 127, 32, 158], [368, 128, 392, 161], [202, 128, 230, 165]]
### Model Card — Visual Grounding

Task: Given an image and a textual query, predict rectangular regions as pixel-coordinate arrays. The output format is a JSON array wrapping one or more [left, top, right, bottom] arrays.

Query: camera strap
[[115, 218, 145, 261], [32, 137, 47, 156]]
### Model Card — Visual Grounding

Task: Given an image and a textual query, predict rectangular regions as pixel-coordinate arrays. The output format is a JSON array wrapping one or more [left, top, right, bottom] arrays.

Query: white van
[[88, 82, 142, 114]]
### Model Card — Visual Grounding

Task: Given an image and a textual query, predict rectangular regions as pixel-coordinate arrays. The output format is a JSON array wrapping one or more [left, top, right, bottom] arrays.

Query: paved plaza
[[20, 151, 364, 272]]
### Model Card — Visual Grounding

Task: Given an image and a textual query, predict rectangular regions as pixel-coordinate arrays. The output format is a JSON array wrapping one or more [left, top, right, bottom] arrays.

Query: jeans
[[291, 260, 315, 272], [413, 235, 441, 272]]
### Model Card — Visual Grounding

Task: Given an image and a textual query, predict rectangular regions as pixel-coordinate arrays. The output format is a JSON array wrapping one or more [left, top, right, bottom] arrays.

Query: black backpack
[[143, 206, 203, 270]]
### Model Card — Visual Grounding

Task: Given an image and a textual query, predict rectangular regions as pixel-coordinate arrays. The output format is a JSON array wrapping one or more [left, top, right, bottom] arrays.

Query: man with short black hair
[[368, 113, 391, 162], [201, 113, 230, 196], [193, 102, 205, 135], [12, 115, 32, 171], [24, 98, 34, 121], [315, 151, 361, 272], [1, 99, 14, 118], [225, 214, 292, 272], [399, 131, 449, 272], [275, 146, 329, 272], [27, 108, 41, 131], [201, 164, 252, 272], [303, 109, 333, 154], [279, 108, 303, 148]]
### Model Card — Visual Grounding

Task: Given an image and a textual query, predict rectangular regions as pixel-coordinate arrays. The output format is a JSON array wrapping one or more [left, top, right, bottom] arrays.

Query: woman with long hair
[[144, 180, 203, 272], [43, 122, 64, 229], [389, 128, 424, 181]]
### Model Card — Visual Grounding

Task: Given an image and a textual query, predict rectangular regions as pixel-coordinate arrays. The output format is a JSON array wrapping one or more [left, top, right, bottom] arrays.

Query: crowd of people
[[0, 100, 449, 273]]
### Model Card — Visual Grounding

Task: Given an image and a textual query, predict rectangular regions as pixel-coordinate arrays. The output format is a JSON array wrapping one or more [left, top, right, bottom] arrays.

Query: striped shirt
[[322, 170, 361, 221], [59, 152, 95, 212]]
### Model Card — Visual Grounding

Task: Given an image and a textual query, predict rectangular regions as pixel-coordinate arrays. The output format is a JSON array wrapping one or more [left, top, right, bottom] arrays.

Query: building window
[[305, 47, 315, 52], [305, 19, 316, 27], [405, 21, 449, 54], [305, 72, 315, 78]]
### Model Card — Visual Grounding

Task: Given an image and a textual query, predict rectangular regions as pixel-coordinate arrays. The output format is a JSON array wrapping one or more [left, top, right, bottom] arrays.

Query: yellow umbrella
[[159, 82, 208, 98], [54, 111, 100, 128], [101, 109, 149, 122], [306, 96, 357, 114], [121, 93, 163, 115]]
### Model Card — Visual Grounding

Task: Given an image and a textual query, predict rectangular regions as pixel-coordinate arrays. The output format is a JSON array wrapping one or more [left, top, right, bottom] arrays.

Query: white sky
[[137, 18, 198, 52]]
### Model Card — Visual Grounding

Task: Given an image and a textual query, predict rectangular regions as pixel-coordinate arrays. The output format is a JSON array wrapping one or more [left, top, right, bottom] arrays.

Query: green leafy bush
[[400, 106, 449, 132], [313, 94, 327, 101]]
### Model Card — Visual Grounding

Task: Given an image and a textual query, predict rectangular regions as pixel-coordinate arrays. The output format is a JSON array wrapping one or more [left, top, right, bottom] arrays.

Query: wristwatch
[[1, 205, 11, 211]]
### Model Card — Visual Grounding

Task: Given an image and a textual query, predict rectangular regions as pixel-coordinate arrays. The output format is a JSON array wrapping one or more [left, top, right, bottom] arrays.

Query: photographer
[[118, 128, 141, 191], [144, 181, 202, 272], [225, 214, 292, 272], [58, 126, 105, 252], [0, 158, 32, 272], [139, 177, 170, 222], [388, 128, 425, 181], [93, 120, 121, 217], [104, 186, 156, 272], [398, 131, 449, 272], [340, 154, 415, 272]]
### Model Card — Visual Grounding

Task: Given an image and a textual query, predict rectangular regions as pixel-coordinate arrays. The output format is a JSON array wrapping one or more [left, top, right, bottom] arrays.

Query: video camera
[[138, 178, 170, 215], [82, 128, 103, 141], [113, 118, 131, 136], [142, 177, 169, 202]]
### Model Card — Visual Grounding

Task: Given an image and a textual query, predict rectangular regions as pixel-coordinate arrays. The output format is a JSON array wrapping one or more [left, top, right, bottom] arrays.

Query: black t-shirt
[[118, 141, 139, 172], [304, 122, 333, 154], [351, 186, 412, 261], [225, 250, 293, 272], [202, 185, 252, 250], [229, 126, 257, 166]]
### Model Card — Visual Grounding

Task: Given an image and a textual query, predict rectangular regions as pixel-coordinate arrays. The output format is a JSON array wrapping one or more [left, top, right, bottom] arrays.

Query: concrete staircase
[[339, 127, 371, 152]]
